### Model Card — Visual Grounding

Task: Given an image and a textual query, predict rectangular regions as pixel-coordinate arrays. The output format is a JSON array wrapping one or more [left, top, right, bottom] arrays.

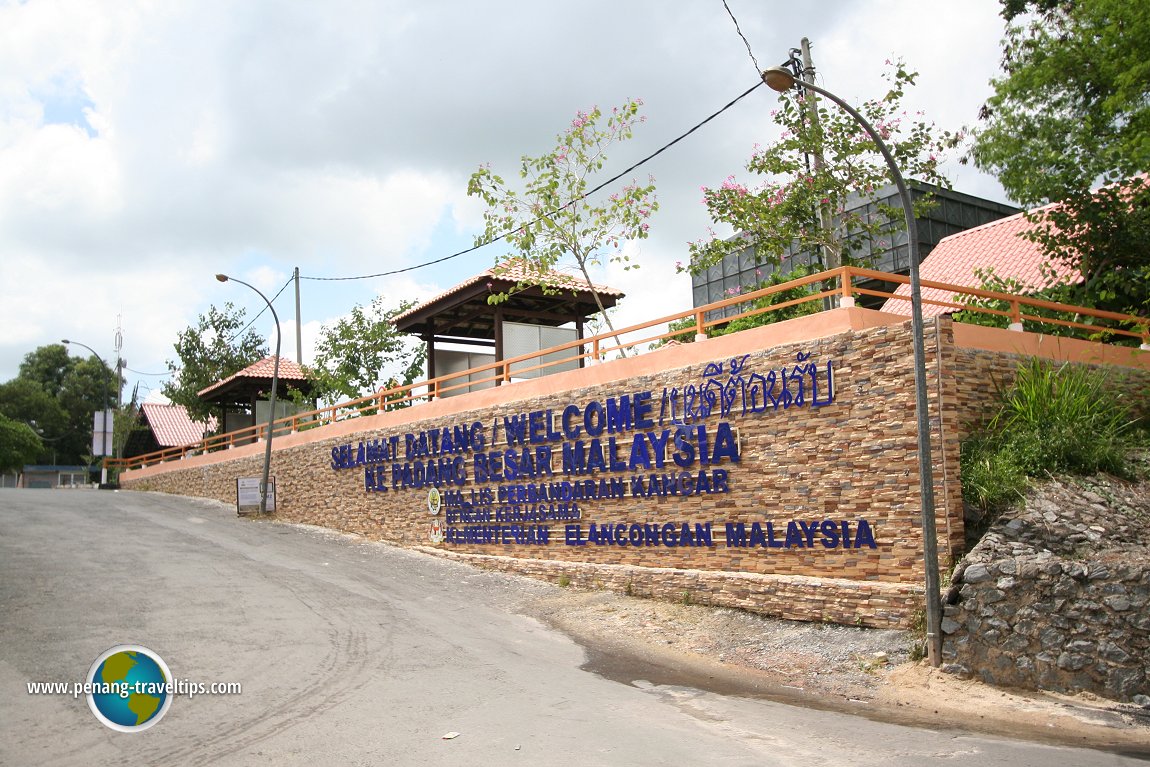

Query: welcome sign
[[328, 351, 875, 554]]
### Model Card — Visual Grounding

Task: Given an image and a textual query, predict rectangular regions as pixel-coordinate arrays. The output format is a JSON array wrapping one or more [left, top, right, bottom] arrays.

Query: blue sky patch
[[33, 75, 96, 137]]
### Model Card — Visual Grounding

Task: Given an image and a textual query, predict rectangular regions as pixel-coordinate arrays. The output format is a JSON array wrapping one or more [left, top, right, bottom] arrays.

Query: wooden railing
[[107, 266, 1148, 472], [845, 266, 1148, 343]]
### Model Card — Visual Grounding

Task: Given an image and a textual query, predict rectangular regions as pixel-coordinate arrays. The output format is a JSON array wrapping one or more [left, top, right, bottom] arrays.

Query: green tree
[[685, 61, 957, 277], [0, 414, 42, 473], [112, 384, 143, 462], [58, 355, 118, 460], [308, 296, 425, 408], [0, 378, 68, 458], [1, 345, 116, 464], [972, 0, 1149, 206], [467, 99, 657, 353], [1020, 182, 1150, 321], [970, 0, 1150, 319], [163, 303, 268, 423], [18, 344, 74, 398]]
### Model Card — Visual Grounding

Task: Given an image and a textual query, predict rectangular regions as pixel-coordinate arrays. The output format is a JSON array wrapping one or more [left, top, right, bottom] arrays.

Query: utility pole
[[114, 316, 124, 409], [114, 317, 125, 463], [294, 266, 303, 365], [797, 38, 840, 309]]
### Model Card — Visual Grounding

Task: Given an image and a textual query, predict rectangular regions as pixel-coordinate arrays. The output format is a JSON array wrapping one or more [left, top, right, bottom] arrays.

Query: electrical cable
[[300, 81, 765, 283], [721, 0, 761, 76], [225, 275, 294, 345]]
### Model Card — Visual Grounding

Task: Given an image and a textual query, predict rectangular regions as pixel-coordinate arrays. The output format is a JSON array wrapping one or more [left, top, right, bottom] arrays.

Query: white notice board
[[236, 476, 276, 513]]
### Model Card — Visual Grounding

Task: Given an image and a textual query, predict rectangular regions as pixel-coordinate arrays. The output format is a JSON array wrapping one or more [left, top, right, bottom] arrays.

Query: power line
[[226, 275, 294, 345], [124, 367, 171, 377], [722, 0, 762, 76], [300, 80, 765, 283], [164, 276, 296, 380]]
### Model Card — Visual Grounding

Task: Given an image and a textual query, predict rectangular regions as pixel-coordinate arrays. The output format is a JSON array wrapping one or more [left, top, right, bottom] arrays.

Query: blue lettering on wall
[[659, 350, 835, 424], [444, 525, 551, 545], [563, 522, 714, 548], [322, 353, 864, 559], [723, 519, 877, 549]]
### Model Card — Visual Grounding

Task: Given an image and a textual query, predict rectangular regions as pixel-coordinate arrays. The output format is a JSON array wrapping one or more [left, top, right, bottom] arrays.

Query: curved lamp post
[[762, 64, 943, 667], [216, 274, 281, 515], [61, 338, 111, 487]]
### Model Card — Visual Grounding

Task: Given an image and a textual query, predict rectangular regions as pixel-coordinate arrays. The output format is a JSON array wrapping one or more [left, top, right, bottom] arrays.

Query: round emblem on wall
[[427, 487, 442, 515], [429, 518, 444, 544]]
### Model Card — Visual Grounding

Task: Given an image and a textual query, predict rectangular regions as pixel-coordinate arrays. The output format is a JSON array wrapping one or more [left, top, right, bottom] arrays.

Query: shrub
[[991, 358, 1139, 477], [960, 434, 1027, 512], [960, 358, 1143, 513]]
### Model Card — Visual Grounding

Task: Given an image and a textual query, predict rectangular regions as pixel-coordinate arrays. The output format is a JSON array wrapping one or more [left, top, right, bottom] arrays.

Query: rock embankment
[[942, 471, 1150, 702]]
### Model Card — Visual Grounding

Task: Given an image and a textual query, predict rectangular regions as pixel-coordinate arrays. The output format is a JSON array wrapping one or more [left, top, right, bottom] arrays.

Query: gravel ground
[[522, 588, 912, 701]]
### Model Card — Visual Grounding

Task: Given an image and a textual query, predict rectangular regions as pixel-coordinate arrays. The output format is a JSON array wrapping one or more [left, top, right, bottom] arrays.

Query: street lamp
[[24, 420, 64, 466], [762, 61, 943, 667], [216, 274, 281, 515], [61, 339, 111, 487]]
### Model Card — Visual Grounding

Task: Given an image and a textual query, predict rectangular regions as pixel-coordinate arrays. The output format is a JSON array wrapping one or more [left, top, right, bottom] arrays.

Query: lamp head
[[762, 67, 797, 93], [61, 339, 71, 344], [215, 274, 229, 283]]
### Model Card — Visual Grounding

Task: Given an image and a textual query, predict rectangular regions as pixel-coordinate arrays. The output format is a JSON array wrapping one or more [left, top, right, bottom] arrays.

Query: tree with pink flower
[[467, 99, 657, 353], [683, 60, 958, 278]]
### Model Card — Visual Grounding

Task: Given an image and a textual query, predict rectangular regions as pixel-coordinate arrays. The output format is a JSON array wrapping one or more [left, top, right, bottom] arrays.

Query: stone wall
[[125, 310, 957, 628], [941, 475, 1150, 702], [121, 310, 1150, 634]]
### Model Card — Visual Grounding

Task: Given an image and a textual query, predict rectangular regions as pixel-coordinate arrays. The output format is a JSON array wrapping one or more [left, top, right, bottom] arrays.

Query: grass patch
[[960, 358, 1144, 515], [907, 608, 928, 662]]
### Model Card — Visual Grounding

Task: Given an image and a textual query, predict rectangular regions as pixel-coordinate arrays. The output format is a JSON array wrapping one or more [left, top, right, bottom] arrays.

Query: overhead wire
[[124, 366, 171, 377], [721, 0, 762, 77], [299, 80, 765, 283], [150, 275, 293, 381], [225, 274, 295, 345], [154, 76, 769, 379]]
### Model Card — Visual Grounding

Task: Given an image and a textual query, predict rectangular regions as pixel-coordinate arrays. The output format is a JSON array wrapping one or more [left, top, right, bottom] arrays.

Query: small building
[[123, 403, 218, 460], [691, 182, 1020, 317], [19, 465, 90, 489], [880, 202, 1078, 317], [197, 356, 315, 442], [393, 260, 625, 396]]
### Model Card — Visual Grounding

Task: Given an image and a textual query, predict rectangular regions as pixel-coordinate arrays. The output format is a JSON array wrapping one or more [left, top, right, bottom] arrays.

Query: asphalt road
[[1, 489, 1145, 766]]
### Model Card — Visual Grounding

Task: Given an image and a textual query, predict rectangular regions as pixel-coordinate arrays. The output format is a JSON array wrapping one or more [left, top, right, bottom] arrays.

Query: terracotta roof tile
[[881, 204, 1080, 317], [197, 355, 308, 398], [141, 403, 216, 447]]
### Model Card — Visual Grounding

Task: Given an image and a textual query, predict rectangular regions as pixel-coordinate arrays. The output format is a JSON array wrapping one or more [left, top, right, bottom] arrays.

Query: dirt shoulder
[[522, 588, 1150, 755]]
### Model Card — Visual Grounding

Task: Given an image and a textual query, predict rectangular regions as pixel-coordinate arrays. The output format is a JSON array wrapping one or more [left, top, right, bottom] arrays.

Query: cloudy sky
[[1, 0, 1012, 403]]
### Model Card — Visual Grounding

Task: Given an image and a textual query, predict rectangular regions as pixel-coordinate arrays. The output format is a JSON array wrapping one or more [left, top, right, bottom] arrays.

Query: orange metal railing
[[106, 266, 1148, 473]]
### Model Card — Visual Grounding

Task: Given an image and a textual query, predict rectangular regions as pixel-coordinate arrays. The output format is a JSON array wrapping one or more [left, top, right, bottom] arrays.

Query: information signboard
[[236, 476, 276, 514]]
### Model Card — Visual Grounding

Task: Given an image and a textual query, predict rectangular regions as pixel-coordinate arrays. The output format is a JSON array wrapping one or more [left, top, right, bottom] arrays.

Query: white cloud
[[1, 0, 1012, 403]]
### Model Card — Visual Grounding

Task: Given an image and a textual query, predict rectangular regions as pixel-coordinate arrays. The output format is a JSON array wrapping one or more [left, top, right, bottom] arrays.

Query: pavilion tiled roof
[[197, 356, 309, 398], [881, 204, 1080, 317], [140, 403, 216, 447], [393, 260, 624, 325]]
